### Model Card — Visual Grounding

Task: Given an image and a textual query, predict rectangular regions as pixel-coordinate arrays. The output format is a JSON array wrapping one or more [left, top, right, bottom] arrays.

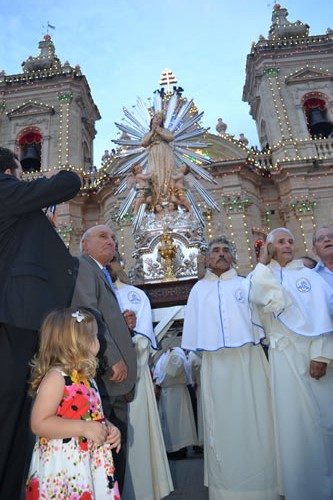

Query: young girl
[[25, 307, 121, 499]]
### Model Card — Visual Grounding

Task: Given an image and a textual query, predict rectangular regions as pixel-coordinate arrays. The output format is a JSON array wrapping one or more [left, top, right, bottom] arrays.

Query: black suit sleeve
[[1, 171, 81, 216]]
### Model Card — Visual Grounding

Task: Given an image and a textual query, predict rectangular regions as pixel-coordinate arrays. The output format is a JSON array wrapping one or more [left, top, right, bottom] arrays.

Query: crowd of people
[[1, 145, 333, 500]]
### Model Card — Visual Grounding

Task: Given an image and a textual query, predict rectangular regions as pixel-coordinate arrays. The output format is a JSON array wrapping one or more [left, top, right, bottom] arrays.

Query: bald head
[[80, 225, 116, 266]]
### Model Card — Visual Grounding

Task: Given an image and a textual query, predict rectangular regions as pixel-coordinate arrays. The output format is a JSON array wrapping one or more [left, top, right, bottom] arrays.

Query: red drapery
[[18, 132, 42, 146], [303, 98, 326, 111]]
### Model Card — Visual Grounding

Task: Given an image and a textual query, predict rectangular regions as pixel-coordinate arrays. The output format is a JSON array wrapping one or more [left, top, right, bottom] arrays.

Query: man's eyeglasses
[[315, 232, 333, 242]]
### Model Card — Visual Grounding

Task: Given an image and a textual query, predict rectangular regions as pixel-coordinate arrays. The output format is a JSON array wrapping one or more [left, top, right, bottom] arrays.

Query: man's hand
[[110, 359, 128, 382], [259, 242, 275, 265], [123, 309, 136, 331], [44, 168, 62, 179], [309, 360, 327, 380]]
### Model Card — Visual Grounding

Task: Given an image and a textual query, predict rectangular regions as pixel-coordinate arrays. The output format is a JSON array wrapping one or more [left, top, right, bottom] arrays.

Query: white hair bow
[[72, 310, 85, 323]]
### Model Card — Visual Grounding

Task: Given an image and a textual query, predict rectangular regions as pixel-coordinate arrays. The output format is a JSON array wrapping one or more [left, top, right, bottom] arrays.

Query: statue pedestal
[[138, 278, 197, 308]]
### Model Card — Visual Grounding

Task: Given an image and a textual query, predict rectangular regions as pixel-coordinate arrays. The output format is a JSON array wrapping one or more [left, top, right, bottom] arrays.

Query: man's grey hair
[[266, 227, 294, 244], [312, 224, 333, 245], [207, 236, 236, 260], [79, 225, 117, 254], [80, 227, 92, 254]]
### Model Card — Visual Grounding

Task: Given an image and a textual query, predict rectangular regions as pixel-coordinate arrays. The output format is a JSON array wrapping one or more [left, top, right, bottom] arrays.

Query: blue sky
[[0, 0, 331, 165]]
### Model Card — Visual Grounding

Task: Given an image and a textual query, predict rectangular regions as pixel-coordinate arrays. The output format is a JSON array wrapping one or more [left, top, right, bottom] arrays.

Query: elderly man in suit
[[0, 146, 81, 499], [71, 224, 137, 493]]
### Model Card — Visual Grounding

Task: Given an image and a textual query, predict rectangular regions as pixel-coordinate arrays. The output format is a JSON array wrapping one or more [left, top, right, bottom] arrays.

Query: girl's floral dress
[[26, 370, 120, 500]]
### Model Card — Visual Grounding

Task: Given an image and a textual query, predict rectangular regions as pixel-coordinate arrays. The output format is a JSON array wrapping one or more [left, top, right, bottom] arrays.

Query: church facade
[[0, 5, 332, 278]]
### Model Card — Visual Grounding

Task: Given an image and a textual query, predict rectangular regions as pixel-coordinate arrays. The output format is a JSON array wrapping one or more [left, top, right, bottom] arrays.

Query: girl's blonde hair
[[30, 307, 99, 394]]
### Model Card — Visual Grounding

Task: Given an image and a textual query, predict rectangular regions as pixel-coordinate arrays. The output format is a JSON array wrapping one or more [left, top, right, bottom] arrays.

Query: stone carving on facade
[[7, 102, 54, 119], [278, 204, 292, 224], [286, 68, 333, 86], [289, 196, 317, 215], [220, 193, 251, 214], [238, 133, 249, 146], [22, 34, 61, 73], [216, 118, 228, 134], [269, 5, 309, 39]]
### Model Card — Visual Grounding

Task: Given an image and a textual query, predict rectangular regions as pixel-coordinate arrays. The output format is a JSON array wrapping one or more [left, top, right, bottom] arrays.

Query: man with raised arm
[[250, 227, 333, 500], [0, 147, 81, 498]]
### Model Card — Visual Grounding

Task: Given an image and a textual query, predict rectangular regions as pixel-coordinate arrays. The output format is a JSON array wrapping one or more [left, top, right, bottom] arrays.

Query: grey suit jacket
[[71, 254, 137, 397]]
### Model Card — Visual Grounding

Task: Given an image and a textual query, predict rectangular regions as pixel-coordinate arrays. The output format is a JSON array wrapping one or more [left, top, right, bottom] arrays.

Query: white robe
[[249, 261, 333, 500], [117, 282, 173, 500], [182, 268, 264, 351], [114, 279, 157, 348], [155, 349, 198, 452], [182, 269, 278, 500]]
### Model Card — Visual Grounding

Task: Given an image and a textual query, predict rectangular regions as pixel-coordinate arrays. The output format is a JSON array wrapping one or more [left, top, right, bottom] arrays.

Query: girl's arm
[[31, 370, 108, 445]]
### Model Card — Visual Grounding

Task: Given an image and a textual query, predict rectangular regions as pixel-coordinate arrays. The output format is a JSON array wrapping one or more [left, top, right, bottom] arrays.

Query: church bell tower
[[0, 34, 100, 173], [243, 5, 333, 165]]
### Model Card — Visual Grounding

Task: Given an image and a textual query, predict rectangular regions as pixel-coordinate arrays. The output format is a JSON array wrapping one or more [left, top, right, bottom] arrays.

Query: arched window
[[17, 129, 42, 172], [302, 93, 333, 139]]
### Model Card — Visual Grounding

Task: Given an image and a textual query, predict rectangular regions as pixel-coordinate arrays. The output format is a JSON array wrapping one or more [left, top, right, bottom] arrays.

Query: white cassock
[[154, 347, 198, 453], [249, 260, 333, 500], [115, 280, 174, 500], [182, 268, 278, 500]]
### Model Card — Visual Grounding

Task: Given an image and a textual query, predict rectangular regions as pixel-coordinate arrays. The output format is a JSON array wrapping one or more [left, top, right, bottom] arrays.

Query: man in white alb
[[182, 237, 278, 500], [249, 227, 333, 500], [154, 342, 198, 460]]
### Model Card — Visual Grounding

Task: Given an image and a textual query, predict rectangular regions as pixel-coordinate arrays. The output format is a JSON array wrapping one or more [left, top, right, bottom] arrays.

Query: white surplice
[[182, 269, 279, 500], [249, 261, 333, 500], [116, 281, 173, 500]]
